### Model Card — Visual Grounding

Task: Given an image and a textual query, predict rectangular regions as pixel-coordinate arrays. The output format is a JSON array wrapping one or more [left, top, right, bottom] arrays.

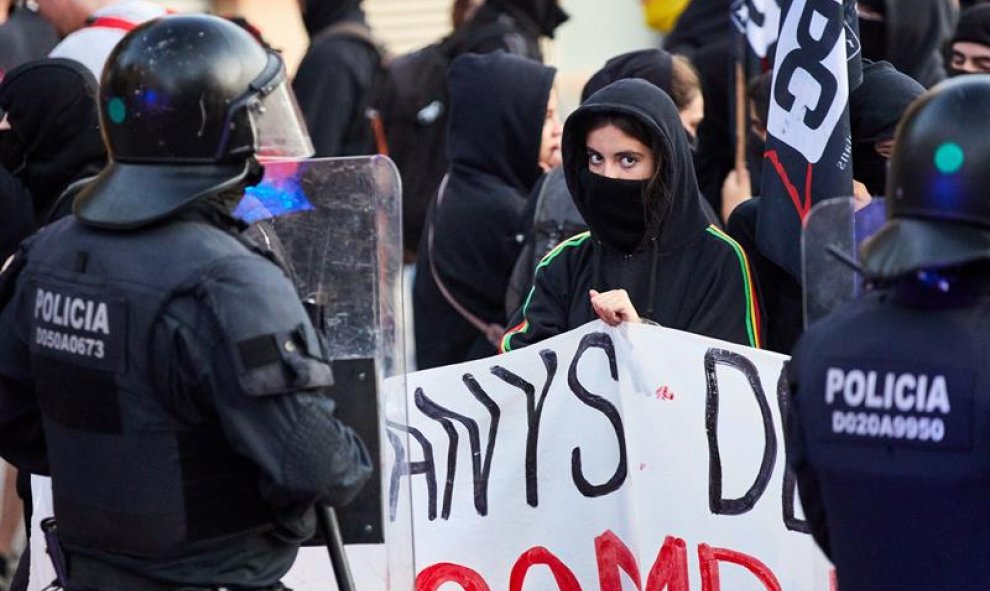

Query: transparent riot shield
[[802, 197, 887, 326], [235, 156, 414, 590]]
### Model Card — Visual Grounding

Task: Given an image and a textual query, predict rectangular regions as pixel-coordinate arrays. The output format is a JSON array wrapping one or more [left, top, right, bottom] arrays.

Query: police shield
[[235, 156, 414, 590], [802, 197, 887, 325]]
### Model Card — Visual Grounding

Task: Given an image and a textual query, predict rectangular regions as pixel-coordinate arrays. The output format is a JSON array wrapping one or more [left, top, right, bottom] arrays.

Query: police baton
[[303, 297, 358, 591], [316, 505, 356, 591]]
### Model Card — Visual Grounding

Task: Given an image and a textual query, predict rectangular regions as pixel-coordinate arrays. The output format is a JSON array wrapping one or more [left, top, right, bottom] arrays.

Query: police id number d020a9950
[[821, 364, 972, 450]]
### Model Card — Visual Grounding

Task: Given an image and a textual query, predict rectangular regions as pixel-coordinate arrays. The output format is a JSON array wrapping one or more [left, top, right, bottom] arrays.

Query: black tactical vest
[[14, 214, 328, 558]]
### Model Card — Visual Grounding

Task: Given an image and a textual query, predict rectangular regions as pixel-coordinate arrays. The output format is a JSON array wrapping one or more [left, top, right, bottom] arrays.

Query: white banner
[[31, 321, 831, 591], [387, 321, 831, 591]]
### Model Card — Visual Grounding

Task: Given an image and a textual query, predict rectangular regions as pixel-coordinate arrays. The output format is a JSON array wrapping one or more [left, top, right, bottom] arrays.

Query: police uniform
[[787, 75, 990, 591], [0, 15, 371, 591]]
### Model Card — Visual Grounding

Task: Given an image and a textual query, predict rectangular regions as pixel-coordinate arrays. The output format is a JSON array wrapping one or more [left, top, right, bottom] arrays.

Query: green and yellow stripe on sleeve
[[705, 224, 762, 349], [500, 231, 592, 354]]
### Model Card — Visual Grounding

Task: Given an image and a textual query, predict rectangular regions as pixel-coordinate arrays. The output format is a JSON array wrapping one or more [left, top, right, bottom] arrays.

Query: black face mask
[[858, 18, 887, 62], [0, 130, 25, 175], [852, 142, 888, 197], [579, 167, 648, 253]]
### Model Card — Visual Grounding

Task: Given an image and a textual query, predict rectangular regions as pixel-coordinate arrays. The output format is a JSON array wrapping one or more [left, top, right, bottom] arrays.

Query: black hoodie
[[292, 0, 380, 157], [859, 0, 956, 87], [460, 0, 568, 61], [501, 79, 761, 353], [662, 0, 731, 57], [850, 60, 925, 195], [581, 49, 674, 103], [486, 0, 569, 39], [0, 58, 105, 259], [413, 52, 555, 369]]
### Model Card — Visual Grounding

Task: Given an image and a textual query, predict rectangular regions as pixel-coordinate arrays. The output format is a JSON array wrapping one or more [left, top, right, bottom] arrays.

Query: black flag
[[756, 0, 862, 279]]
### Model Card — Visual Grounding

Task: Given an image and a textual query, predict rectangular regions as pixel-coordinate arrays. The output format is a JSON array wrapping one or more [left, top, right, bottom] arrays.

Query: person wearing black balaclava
[[413, 52, 560, 370], [500, 79, 761, 354], [850, 61, 925, 196], [857, 0, 956, 88], [462, 0, 569, 61], [0, 58, 105, 260], [948, 5, 990, 75], [292, 0, 381, 157], [504, 48, 717, 317]]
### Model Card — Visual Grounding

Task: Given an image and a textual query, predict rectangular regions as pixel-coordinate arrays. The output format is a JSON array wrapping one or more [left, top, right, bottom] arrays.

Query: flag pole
[[735, 36, 748, 176]]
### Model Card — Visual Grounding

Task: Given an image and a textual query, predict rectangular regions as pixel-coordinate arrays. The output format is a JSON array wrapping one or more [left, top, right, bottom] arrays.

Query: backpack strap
[[427, 176, 506, 347], [312, 21, 389, 61]]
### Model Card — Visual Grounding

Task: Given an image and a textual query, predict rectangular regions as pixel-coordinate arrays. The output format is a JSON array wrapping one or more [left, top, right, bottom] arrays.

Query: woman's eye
[[588, 152, 604, 165], [620, 156, 639, 168]]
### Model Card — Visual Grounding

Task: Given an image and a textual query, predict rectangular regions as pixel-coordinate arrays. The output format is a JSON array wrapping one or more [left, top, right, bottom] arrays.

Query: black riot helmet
[[859, 75, 990, 280], [75, 14, 313, 229]]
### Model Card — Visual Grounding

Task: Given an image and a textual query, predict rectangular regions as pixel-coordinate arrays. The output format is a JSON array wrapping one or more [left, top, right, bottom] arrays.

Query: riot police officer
[[0, 14, 372, 591], [787, 75, 990, 590]]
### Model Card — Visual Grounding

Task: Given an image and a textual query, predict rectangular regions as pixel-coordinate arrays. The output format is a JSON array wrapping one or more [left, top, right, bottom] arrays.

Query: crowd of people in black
[[0, 0, 989, 589]]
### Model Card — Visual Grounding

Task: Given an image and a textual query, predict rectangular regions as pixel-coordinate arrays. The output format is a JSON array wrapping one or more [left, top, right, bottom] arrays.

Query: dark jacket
[[850, 60, 925, 195], [0, 200, 370, 588], [859, 0, 956, 88], [0, 58, 106, 259], [787, 277, 990, 591], [501, 79, 761, 353], [662, 0, 731, 57], [413, 52, 555, 369], [292, 2, 381, 157], [727, 197, 802, 354], [464, 0, 569, 60]]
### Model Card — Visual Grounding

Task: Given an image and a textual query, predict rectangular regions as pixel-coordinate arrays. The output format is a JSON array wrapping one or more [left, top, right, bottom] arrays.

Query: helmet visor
[[249, 79, 314, 159]]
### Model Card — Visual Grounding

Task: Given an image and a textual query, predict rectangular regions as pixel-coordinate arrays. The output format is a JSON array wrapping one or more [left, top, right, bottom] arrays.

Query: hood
[[487, 0, 569, 38], [882, 0, 956, 87], [581, 49, 674, 103], [301, 0, 363, 37], [851, 60, 925, 143], [562, 78, 708, 252], [850, 60, 925, 195], [447, 52, 556, 193], [953, 5, 990, 47], [0, 58, 106, 219], [662, 0, 731, 55]]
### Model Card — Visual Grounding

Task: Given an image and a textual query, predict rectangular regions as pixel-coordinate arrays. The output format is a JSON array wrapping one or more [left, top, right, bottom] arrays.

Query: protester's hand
[[589, 289, 640, 326], [721, 168, 752, 224], [852, 180, 873, 211]]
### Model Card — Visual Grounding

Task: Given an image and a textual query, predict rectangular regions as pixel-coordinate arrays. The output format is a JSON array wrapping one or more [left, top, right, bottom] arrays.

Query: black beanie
[[953, 5, 990, 47]]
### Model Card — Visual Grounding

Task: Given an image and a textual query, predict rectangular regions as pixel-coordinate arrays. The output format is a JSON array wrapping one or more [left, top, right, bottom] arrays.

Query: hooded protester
[[948, 5, 990, 75], [500, 79, 761, 353], [850, 61, 926, 196], [463, 0, 569, 61], [857, 0, 956, 88], [504, 48, 717, 315], [414, 52, 559, 370], [292, 0, 381, 157], [0, 58, 105, 260]]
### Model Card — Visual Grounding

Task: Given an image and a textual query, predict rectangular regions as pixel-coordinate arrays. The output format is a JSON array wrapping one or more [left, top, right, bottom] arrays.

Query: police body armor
[[16, 214, 331, 561], [789, 75, 990, 591]]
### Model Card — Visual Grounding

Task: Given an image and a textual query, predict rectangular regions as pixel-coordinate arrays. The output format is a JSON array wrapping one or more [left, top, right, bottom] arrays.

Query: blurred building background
[[151, 0, 659, 113]]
